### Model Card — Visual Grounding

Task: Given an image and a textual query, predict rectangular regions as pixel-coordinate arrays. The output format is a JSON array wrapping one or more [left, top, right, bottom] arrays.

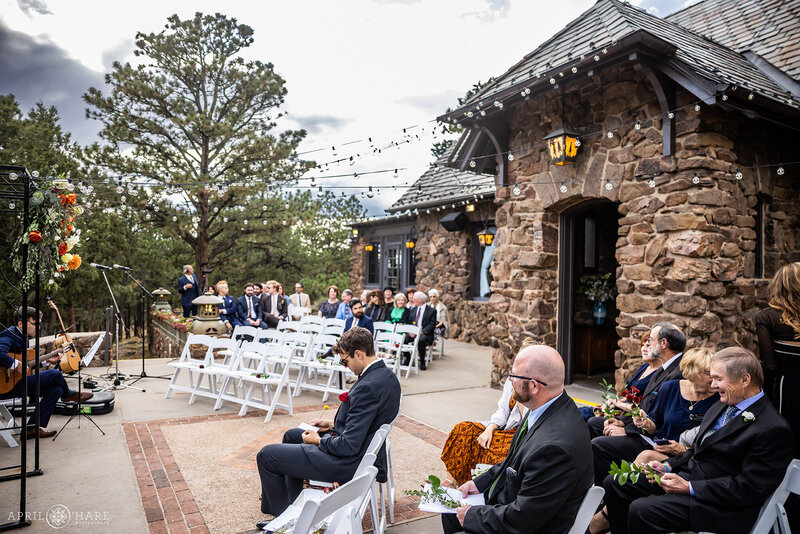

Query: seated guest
[[345, 300, 374, 335], [581, 330, 659, 421], [402, 292, 437, 370], [441, 374, 525, 485], [335, 289, 354, 321], [588, 323, 685, 439], [216, 280, 239, 331], [360, 289, 369, 307], [365, 289, 386, 322], [255, 327, 402, 527], [383, 286, 395, 313], [277, 283, 290, 309], [253, 283, 262, 298], [318, 285, 340, 319], [602, 347, 795, 534], [289, 282, 311, 320], [236, 283, 264, 329], [261, 280, 288, 328], [428, 289, 450, 342], [388, 292, 410, 324], [441, 344, 593, 534], [406, 287, 417, 302]]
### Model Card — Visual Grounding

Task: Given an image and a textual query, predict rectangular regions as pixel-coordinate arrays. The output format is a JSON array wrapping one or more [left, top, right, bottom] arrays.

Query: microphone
[[89, 263, 113, 269], [113, 264, 132, 271]]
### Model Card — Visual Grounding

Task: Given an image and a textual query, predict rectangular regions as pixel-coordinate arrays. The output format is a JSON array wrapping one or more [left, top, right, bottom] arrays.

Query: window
[[470, 223, 495, 300], [366, 243, 381, 285], [386, 247, 402, 290]]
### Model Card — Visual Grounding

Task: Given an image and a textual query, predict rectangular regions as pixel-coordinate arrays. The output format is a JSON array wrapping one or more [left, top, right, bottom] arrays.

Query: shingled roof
[[667, 0, 800, 82], [439, 0, 799, 123], [386, 144, 494, 213]]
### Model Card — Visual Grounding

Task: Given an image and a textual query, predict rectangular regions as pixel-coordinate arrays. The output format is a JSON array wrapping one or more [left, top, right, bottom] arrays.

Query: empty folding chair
[[257, 328, 285, 346], [294, 334, 340, 397], [567, 486, 605, 534], [300, 314, 324, 326], [188, 337, 241, 405], [213, 340, 268, 410], [293, 466, 378, 534], [232, 325, 259, 343], [164, 334, 215, 399], [299, 323, 323, 336], [276, 320, 296, 333], [323, 318, 346, 337]]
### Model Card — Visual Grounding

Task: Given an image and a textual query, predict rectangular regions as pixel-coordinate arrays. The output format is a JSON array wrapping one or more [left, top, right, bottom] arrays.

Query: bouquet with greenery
[[579, 273, 617, 302]]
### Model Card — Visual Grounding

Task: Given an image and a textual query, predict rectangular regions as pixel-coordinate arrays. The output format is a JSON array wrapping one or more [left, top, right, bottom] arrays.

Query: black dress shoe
[[256, 520, 270, 530]]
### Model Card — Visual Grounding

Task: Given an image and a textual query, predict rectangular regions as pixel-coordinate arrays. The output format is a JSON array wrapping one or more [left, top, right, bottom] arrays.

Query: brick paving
[[124, 404, 446, 534]]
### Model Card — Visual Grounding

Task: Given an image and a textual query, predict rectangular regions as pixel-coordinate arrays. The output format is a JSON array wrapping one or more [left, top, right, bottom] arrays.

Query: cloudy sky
[[0, 0, 695, 213]]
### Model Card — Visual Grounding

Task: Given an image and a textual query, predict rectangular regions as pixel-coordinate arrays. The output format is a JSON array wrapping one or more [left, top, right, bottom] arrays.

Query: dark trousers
[[0, 369, 69, 428], [587, 415, 606, 438], [402, 333, 432, 369], [263, 314, 281, 329], [182, 304, 197, 318], [592, 434, 649, 485], [441, 511, 465, 534]]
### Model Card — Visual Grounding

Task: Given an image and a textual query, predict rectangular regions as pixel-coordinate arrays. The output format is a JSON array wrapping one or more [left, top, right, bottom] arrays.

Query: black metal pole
[[33, 259, 41, 470]]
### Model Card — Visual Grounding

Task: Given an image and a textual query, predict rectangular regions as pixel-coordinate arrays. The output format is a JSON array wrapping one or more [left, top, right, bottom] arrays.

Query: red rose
[[58, 242, 68, 255], [339, 392, 348, 403], [626, 394, 634, 401], [634, 396, 643, 404], [630, 387, 640, 393], [28, 230, 42, 242]]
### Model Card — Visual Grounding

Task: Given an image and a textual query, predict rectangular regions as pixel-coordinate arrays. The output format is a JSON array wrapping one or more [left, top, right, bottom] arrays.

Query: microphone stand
[[98, 267, 143, 392], [122, 270, 170, 385]]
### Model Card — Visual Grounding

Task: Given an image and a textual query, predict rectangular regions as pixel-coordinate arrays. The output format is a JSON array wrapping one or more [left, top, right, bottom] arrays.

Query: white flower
[[66, 235, 79, 251], [742, 411, 755, 423]]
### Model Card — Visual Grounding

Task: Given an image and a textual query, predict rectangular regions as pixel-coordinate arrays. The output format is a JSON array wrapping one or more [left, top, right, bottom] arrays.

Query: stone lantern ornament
[[152, 287, 172, 312], [191, 291, 226, 336]]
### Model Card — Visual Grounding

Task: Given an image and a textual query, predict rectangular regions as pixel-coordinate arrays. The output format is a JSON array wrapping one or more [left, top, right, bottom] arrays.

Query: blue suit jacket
[[311, 359, 401, 483], [219, 295, 237, 323], [236, 295, 262, 324], [0, 326, 24, 369], [177, 274, 199, 306], [344, 315, 374, 336]]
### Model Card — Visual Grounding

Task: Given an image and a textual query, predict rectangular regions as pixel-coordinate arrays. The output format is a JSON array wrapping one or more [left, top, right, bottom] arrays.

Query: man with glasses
[[442, 343, 593, 534], [289, 282, 311, 321], [0, 307, 92, 438], [254, 327, 401, 528]]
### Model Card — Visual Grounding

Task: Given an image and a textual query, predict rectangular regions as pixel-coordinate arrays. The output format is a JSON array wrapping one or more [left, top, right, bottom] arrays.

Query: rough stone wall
[[487, 61, 800, 387]]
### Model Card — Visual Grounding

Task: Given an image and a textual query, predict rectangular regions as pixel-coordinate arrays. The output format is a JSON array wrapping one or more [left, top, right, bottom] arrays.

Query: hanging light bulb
[[120, 195, 127, 202], [735, 168, 743, 180], [172, 215, 178, 222], [512, 183, 521, 196], [214, 207, 219, 212], [694, 103, 701, 111], [116, 186, 124, 194], [777, 166, 785, 175], [9, 173, 17, 180], [31, 171, 39, 178], [9, 202, 15, 209], [692, 173, 701, 184], [154, 205, 160, 212], [560, 182, 567, 193], [722, 94, 729, 101], [668, 111, 675, 119], [748, 92, 754, 100], [223, 216, 228, 222], [469, 160, 477, 168], [648, 178, 656, 188], [393, 169, 399, 178], [607, 131, 614, 138], [480, 110, 486, 116], [635, 121, 641, 130], [508, 153, 515, 161], [571, 66, 578, 73], [467, 111, 474, 118], [367, 186, 374, 198], [605, 180, 613, 191], [575, 139, 582, 147]]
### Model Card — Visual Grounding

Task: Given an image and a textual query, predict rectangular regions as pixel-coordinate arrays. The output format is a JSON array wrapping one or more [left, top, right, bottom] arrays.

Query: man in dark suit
[[442, 344, 593, 534], [260, 280, 288, 328], [590, 322, 686, 484], [235, 283, 264, 329], [603, 347, 796, 534], [177, 264, 200, 318], [403, 292, 437, 370], [255, 327, 401, 528], [215, 281, 239, 332], [344, 300, 374, 335]]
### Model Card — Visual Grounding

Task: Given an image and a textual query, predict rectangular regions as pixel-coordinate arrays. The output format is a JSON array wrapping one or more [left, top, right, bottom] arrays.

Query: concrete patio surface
[[0, 339, 602, 533]]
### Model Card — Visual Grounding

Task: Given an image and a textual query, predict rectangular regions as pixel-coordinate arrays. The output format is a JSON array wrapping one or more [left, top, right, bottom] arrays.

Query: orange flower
[[57, 242, 68, 256], [67, 254, 81, 270], [59, 193, 77, 205], [28, 230, 42, 242], [58, 266, 68, 272]]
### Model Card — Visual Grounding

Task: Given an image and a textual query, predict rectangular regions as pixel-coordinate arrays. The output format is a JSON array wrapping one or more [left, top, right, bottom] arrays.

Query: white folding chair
[[187, 337, 241, 404], [288, 305, 310, 319], [0, 404, 18, 448], [323, 318, 346, 337], [427, 335, 445, 361], [372, 321, 396, 336], [394, 324, 421, 378], [164, 334, 215, 399], [374, 332, 403, 375], [378, 412, 400, 526], [216, 345, 294, 422], [292, 466, 378, 534], [293, 334, 341, 398], [567, 486, 605, 534], [747, 459, 800, 534], [212, 340, 267, 409], [276, 320, 295, 333], [257, 328, 285, 346], [300, 315, 324, 326], [299, 323, 323, 336], [232, 325, 258, 343]]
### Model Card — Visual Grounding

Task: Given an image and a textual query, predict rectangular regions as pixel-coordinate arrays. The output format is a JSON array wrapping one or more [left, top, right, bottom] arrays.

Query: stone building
[[351, 0, 800, 387]]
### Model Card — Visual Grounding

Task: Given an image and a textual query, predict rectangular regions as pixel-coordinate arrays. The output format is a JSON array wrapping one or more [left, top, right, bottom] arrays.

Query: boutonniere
[[339, 392, 348, 403], [742, 411, 755, 423]]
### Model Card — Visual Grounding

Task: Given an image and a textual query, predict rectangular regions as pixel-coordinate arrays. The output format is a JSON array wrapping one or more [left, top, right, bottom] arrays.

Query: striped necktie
[[702, 405, 737, 443], [487, 417, 529, 501]]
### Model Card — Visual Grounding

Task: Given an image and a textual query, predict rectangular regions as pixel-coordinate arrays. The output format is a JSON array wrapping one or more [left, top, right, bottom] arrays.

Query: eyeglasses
[[338, 353, 351, 367], [508, 374, 548, 387]]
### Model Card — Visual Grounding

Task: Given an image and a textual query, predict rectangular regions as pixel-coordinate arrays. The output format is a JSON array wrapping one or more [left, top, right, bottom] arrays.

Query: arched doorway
[[557, 199, 620, 384]]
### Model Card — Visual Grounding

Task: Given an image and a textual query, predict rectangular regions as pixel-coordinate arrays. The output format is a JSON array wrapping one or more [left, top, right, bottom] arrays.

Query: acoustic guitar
[[0, 345, 71, 395], [46, 297, 81, 374]]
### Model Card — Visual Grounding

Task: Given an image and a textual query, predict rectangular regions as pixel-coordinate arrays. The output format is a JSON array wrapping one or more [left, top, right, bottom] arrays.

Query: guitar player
[[0, 306, 92, 438]]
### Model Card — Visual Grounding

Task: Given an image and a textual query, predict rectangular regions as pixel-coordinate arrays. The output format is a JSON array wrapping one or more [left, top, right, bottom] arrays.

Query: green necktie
[[487, 417, 529, 501]]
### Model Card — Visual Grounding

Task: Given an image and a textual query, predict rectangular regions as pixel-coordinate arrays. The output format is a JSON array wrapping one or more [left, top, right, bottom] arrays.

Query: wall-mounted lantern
[[543, 127, 579, 165], [477, 228, 495, 247]]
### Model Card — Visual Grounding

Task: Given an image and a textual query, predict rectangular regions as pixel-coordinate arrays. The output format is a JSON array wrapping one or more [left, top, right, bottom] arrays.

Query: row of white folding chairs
[[373, 324, 424, 378], [165, 334, 296, 422], [231, 326, 353, 401], [374, 320, 444, 361]]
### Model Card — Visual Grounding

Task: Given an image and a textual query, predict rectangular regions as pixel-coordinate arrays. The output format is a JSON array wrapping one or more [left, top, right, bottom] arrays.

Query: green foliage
[[405, 475, 462, 509], [579, 273, 617, 302], [609, 460, 662, 486]]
